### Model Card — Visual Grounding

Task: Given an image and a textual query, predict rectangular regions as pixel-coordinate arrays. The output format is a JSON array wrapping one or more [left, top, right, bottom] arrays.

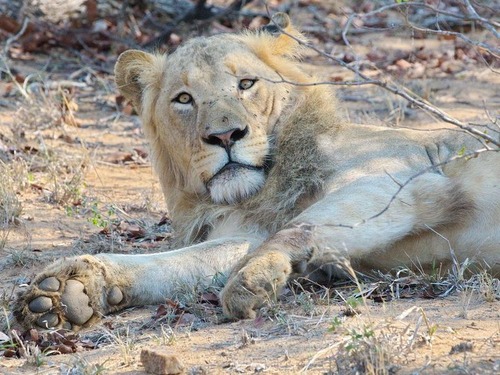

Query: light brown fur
[[13, 14, 500, 329]]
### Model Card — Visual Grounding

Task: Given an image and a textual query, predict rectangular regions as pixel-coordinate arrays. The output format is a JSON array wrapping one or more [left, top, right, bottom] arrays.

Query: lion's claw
[[221, 251, 292, 319]]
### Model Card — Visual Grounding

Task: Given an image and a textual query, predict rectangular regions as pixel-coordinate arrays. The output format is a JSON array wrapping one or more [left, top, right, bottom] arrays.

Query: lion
[[14, 13, 500, 330]]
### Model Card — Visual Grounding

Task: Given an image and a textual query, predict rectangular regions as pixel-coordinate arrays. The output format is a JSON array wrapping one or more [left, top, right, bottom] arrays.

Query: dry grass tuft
[[0, 160, 29, 252]]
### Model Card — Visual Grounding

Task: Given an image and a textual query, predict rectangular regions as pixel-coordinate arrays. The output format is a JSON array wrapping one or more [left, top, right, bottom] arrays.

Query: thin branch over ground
[[268, 1, 500, 148]]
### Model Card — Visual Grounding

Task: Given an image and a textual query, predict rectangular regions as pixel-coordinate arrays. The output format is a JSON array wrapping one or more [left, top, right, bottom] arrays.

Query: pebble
[[141, 348, 185, 374]]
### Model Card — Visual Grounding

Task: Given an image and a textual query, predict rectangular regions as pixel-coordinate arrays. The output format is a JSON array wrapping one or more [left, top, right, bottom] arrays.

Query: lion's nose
[[203, 127, 248, 148]]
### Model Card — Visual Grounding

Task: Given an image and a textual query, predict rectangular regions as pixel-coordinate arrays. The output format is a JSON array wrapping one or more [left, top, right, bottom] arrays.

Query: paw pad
[[28, 296, 52, 313], [37, 313, 59, 328], [60, 280, 94, 326], [16, 255, 121, 331], [107, 286, 123, 305], [38, 277, 60, 292]]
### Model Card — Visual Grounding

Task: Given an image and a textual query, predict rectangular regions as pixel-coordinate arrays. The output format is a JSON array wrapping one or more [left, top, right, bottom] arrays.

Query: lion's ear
[[261, 13, 292, 35], [115, 50, 163, 111], [259, 12, 305, 58]]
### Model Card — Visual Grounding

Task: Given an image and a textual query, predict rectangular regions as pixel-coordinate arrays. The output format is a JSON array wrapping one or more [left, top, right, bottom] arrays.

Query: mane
[[140, 24, 345, 247], [171, 84, 343, 247]]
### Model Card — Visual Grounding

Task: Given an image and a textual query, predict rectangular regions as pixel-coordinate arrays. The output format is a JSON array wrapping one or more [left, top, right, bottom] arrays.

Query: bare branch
[[403, 17, 500, 57], [315, 148, 498, 231], [342, 1, 500, 49], [1, 17, 29, 56], [361, 148, 495, 224], [270, 25, 500, 148], [463, 0, 500, 38], [257, 75, 378, 87], [0, 18, 31, 100]]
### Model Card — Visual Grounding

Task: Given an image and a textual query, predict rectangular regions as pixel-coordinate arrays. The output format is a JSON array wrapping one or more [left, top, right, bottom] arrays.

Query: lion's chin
[[207, 165, 265, 205]]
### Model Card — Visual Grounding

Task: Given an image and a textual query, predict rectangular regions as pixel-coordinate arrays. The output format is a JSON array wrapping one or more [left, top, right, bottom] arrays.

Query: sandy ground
[[0, 26, 499, 375]]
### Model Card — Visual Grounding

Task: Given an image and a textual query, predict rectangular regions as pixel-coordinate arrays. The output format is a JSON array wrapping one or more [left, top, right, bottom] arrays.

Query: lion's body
[[14, 14, 500, 329]]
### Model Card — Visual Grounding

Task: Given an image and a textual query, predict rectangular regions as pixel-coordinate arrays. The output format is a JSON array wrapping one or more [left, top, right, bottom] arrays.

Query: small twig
[[1, 17, 29, 56], [342, 1, 500, 48], [248, 73, 378, 87], [404, 18, 500, 57], [0, 18, 31, 100], [226, 69, 378, 90], [301, 340, 343, 372], [359, 148, 496, 225], [462, 0, 500, 38], [481, 100, 500, 132]]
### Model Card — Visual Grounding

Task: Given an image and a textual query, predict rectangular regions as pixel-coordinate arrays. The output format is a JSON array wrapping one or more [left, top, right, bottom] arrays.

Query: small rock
[[253, 363, 266, 373], [395, 59, 412, 70], [141, 348, 185, 374], [190, 366, 208, 375]]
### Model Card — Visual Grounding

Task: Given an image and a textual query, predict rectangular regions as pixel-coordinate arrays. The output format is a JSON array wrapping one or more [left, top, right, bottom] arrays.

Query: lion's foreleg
[[15, 238, 256, 330], [222, 173, 469, 318], [221, 227, 316, 318]]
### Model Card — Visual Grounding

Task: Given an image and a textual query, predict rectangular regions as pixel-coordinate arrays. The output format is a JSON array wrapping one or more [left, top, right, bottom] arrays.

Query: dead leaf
[[441, 60, 464, 74], [342, 53, 355, 63], [122, 103, 135, 116], [330, 75, 344, 82], [85, 0, 98, 23], [27, 329, 39, 342], [395, 59, 412, 70], [176, 313, 197, 326], [0, 15, 19, 33], [117, 220, 146, 239], [200, 292, 220, 306], [3, 349, 16, 357], [133, 147, 148, 159], [366, 50, 386, 63], [53, 344, 74, 354], [104, 151, 134, 164]]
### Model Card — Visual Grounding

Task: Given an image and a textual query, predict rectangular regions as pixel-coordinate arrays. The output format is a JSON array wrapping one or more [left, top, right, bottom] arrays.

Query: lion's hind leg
[[14, 255, 129, 331]]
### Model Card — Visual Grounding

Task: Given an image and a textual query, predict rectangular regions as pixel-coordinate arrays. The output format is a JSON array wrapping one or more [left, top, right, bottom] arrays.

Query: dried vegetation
[[0, 0, 499, 373]]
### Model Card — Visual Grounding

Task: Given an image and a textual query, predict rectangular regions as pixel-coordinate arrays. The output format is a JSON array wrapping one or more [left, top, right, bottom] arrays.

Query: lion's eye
[[238, 79, 256, 90], [173, 93, 193, 104]]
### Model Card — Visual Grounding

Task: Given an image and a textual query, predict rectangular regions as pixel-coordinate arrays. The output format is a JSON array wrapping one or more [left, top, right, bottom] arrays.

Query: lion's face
[[115, 18, 305, 205], [153, 38, 293, 204]]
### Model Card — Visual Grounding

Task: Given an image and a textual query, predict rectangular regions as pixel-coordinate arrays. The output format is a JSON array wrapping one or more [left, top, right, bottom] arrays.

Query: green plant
[[87, 202, 115, 229], [295, 291, 317, 315], [329, 316, 344, 332], [345, 295, 362, 315]]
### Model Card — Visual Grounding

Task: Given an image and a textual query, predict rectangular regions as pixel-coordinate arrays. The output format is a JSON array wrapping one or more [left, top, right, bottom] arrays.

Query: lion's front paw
[[14, 255, 126, 331], [221, 251, 292, 319]]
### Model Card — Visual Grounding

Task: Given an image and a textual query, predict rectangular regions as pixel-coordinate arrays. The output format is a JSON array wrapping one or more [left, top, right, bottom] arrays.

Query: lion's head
[[115, 14, 312, 208]]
